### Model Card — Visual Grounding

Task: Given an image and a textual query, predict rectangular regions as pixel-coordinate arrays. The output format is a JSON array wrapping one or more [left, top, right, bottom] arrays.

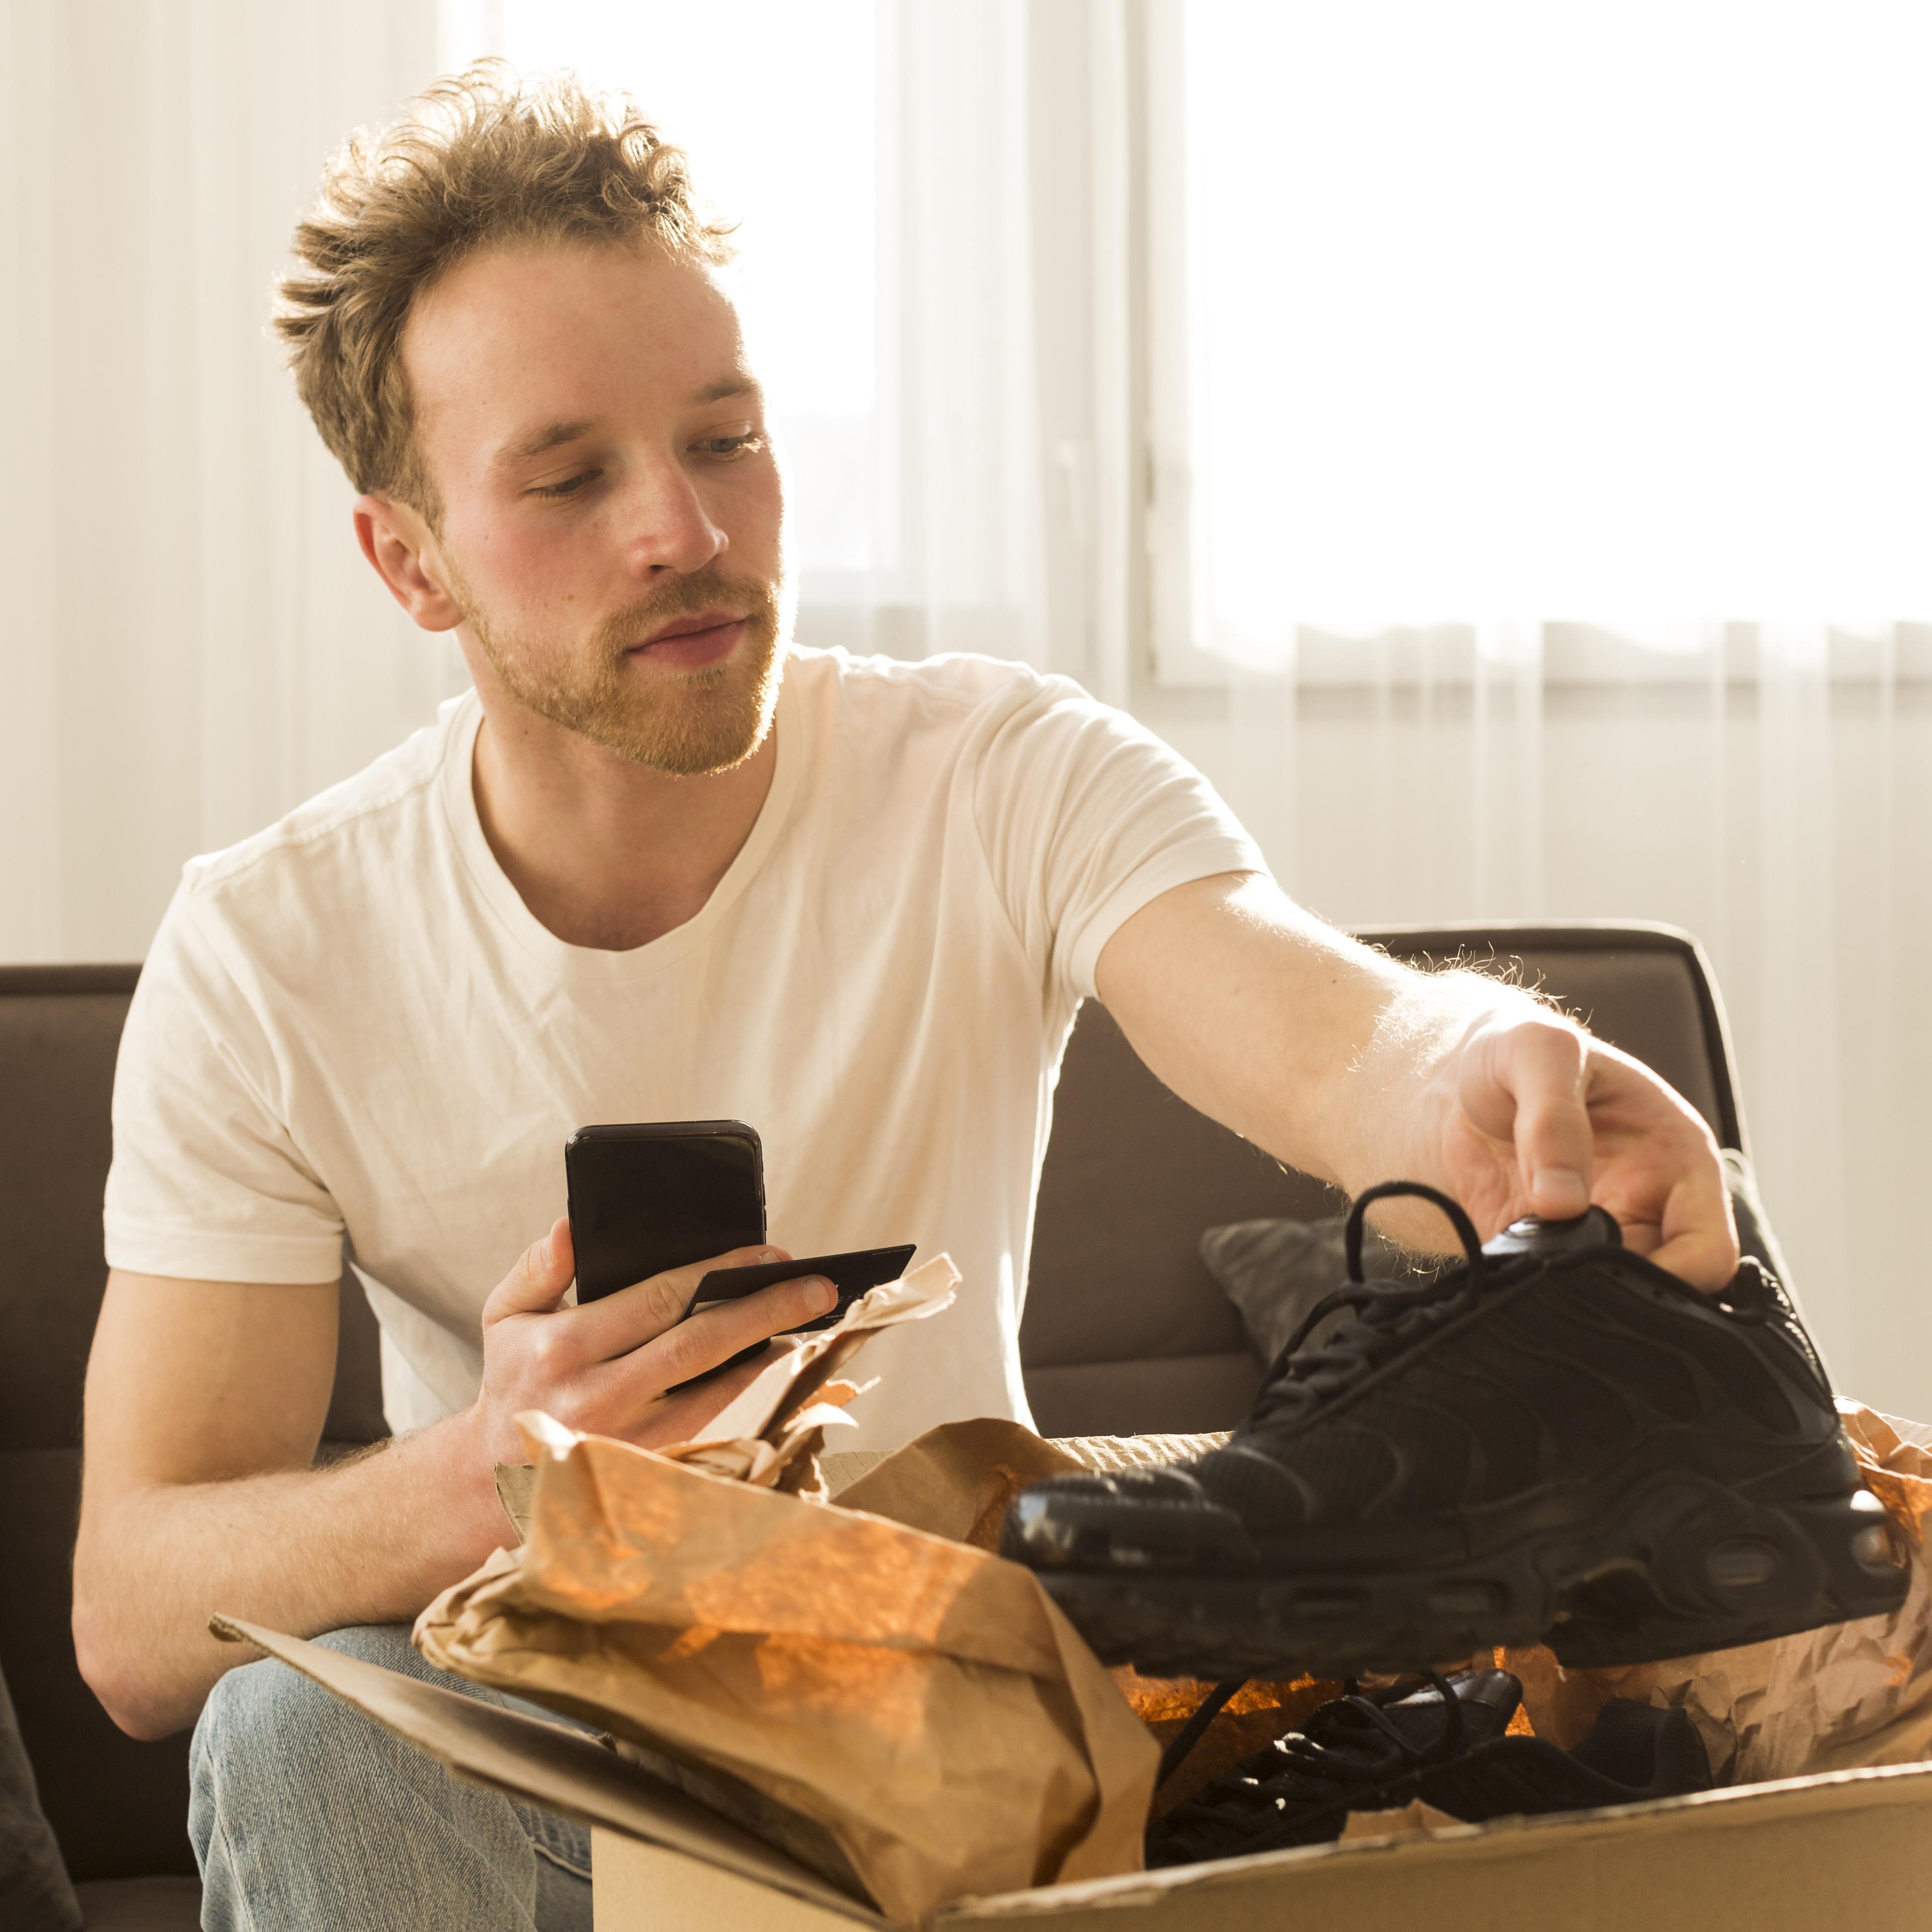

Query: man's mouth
[[624, 610, 749, 670]]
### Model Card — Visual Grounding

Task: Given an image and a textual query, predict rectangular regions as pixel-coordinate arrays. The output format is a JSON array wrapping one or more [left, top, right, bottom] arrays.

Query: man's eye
[[696, 435, 764, 458], [530, 472, 596, 499]]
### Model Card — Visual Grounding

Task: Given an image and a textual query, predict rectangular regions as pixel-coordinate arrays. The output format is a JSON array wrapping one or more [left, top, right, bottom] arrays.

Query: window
[[1152, 0, 1932, 676]]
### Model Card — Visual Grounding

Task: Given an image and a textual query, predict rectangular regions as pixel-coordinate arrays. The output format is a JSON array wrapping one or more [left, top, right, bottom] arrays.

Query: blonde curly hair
[[275, 61, 733, 523]]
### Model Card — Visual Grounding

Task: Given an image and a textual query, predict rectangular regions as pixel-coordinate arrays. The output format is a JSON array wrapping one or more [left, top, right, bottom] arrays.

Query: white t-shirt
[[105, 648, 1265, 1451]]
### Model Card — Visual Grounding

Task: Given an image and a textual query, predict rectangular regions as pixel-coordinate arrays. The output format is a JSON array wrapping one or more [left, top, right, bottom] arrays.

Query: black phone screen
[[566, 1121, 766, 1303]]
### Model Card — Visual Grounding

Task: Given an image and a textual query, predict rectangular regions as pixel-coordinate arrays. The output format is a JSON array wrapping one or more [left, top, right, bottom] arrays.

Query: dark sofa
[[0, 922, 1747, 1927]]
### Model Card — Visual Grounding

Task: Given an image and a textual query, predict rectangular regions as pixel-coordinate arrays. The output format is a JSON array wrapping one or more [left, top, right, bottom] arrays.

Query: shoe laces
[[1152, 1668, 1470, 1861], [1245, 1181, 1495, 1430]]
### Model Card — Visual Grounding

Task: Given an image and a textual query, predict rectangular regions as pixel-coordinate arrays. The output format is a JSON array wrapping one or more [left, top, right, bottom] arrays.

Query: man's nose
[[619, 457, 728, 576]]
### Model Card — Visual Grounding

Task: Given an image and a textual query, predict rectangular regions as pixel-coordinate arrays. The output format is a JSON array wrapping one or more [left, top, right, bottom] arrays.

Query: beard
[[456, 565, 786, 778]]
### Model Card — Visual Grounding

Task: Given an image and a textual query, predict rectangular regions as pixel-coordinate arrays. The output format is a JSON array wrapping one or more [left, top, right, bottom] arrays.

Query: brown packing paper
[[659, 1255, 965, 1495], [414, 1271, 1158, 1930], [1644, 1401, 1932, 1781], [417, 1426, 1158, 1929], [833, 1417, 1085, 1547]]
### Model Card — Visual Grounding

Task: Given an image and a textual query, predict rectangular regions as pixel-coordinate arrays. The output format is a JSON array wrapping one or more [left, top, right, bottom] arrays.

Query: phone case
[[565, 1120, 766, 1303]]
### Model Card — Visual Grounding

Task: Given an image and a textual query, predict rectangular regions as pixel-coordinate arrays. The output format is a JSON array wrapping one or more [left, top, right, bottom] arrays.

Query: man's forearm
[[1096, 874, 1571, 1231], [1098, 871, 1734, 1282], [74, 1407, 507, 1740], [1323, 966, 1545, 1184]]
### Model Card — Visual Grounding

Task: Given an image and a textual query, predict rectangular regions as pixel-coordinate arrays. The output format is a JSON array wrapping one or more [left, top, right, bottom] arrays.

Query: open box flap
[[934, 1757, 1932, 1921], [209, 1617, 890, 1928]]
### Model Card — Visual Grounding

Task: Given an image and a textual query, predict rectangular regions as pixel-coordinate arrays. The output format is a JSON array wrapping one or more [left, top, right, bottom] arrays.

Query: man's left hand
[[1443, 1010, 1739, 1290]]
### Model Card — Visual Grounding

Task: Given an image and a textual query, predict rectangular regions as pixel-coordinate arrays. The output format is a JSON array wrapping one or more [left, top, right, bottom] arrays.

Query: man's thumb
[[485, 1215, 576, 1320]]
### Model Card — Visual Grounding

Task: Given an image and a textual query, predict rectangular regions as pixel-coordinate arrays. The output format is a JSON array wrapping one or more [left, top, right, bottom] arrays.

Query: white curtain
[[1154, 631, 1931, 1422], [0, 0, 458, 962], [831, 0, 1049, 668], [4, 1, 1925, 1421]]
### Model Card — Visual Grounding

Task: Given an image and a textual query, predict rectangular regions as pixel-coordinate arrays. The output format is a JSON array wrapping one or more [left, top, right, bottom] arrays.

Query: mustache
[[590, 571, 779, 655]]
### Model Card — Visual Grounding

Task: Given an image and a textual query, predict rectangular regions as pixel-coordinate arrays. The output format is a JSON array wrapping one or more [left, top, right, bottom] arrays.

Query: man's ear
[[353, 494, 465, 632]]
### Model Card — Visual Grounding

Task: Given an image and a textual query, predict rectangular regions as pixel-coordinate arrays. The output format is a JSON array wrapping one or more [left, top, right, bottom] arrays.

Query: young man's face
[[398, 237, 787, 777]]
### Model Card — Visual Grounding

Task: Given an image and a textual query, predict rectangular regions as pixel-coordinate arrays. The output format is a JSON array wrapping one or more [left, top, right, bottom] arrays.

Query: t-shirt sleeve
[[969, 671, 1268, 1005], [104, 880, 347, 1284]]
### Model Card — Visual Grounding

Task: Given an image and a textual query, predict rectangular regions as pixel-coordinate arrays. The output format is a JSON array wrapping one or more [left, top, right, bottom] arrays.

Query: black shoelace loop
[[1344, 1180, 1487, 1284], [1246, 1182, 1491, 1429]]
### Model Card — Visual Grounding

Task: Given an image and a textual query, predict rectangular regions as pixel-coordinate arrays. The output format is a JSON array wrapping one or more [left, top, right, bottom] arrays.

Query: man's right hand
[[74, 1230, 832, 1740], [466, 1218, 836, 1466]]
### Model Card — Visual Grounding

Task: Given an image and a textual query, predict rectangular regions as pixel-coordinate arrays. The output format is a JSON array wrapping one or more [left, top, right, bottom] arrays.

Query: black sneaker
[[1417, 1688, 1712, 1824], [1146, 1669, 1711, 1869], [1002, 1181, 1907, 1678], [1146, 1669, 1520, 1866]]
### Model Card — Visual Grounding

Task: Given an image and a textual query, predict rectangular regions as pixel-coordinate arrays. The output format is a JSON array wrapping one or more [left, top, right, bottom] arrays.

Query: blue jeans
[[189, 1624, 593, 1931]]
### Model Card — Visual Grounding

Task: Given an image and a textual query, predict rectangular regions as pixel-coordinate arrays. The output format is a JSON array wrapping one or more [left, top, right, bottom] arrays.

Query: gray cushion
[[1200, 1216, 1436, 1367], [0, 1654, 81, 1931]]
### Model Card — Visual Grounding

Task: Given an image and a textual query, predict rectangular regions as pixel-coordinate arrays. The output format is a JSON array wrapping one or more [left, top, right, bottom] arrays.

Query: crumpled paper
[[1338, 1797, 1467, 1843], [655, 1255, 964, 1493], [1490, 1402, 1932, 1785], [494, 1257, 961, 1538], [416, 1262, 1158, 1929]]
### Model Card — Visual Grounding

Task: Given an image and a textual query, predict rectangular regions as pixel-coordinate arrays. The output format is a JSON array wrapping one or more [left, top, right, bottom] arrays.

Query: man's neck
[[468, 692, 779, 953]]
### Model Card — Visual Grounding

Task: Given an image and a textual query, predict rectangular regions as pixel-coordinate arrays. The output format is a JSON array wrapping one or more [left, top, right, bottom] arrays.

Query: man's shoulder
[[787, 643, 1080, 726], [177, 698, 465, 925]]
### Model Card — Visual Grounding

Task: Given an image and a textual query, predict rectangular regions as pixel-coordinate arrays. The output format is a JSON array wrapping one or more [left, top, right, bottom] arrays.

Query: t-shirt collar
[[436, 658, 802, 982]]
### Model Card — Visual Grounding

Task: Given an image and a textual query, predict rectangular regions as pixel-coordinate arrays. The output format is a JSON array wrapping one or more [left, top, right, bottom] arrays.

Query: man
[[71, 65, 1733, 1932]]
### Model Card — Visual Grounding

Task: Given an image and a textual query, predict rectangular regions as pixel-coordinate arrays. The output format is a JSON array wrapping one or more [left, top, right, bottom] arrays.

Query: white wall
[[0, 0, 462, 963]]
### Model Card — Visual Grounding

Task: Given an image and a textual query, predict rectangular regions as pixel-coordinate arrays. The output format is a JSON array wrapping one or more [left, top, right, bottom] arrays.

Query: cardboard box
[[216, 1615, 1932, 1930]]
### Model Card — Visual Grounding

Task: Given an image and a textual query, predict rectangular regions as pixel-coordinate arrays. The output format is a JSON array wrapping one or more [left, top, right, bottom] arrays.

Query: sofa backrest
[[0, 966, 383, 1884], [0, 919, 1743, 1880], [0, 967, 194, 1879]]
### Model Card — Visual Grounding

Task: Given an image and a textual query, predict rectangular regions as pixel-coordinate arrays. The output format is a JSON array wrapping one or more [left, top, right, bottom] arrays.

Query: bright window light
[[501, 1, 879, 574], [1178, 0, 1932, 658]]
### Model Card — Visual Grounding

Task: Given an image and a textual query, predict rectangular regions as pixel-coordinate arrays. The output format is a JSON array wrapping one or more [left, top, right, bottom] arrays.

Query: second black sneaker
[[1146, 1668, 1711, 1868], [1002, 1181, 1907, 1678]]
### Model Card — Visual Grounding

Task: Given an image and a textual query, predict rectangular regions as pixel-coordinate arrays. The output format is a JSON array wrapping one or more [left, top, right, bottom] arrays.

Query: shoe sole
[[1034, 1471, 1908, 1678]]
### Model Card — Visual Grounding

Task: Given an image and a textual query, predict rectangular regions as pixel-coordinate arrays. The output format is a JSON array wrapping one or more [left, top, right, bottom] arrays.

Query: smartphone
[[565, 1120, 767, 1304]]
